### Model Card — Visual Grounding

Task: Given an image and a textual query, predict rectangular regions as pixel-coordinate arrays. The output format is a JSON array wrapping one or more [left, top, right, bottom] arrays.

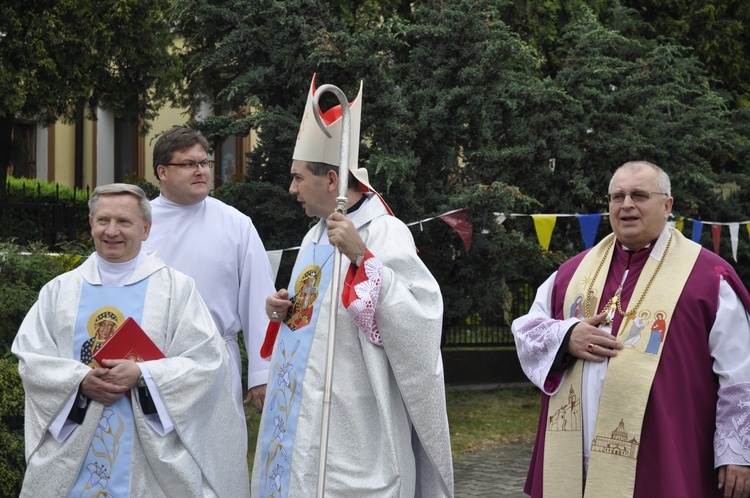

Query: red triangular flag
[[440, 209, 473, 252], [711, 224, 722, 254]]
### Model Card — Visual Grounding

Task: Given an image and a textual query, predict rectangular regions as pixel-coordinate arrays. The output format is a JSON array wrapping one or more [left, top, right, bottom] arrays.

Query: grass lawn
[[244, 384, 541, 470], [446, 385, 540, 457]]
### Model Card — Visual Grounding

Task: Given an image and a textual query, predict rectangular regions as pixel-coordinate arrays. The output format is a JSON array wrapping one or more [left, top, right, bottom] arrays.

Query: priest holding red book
[[12, 183, 250, 497]]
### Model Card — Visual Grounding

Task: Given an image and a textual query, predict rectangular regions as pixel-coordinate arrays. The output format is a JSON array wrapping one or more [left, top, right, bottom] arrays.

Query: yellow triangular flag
[[531, 215, 557, 250]]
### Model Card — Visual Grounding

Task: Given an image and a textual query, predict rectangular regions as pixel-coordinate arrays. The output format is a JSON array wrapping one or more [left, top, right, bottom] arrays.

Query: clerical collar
[[347, 194, 366, 214], [618, 225, 672, 262], [96, 252, 146, 287], [619, 241, 654, 252]]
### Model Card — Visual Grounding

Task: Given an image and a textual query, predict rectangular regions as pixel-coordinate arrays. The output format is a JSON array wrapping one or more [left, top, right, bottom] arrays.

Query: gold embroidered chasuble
[[543, 228, 700, 497]]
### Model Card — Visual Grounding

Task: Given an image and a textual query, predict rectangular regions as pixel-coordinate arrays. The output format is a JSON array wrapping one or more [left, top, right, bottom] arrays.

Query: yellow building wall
[[39, 101, 255, 191], [24, 36, 261, 191], [53, 123, 76, 187]]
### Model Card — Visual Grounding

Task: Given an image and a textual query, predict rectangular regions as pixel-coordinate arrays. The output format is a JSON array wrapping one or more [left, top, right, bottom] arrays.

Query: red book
[[93, 317, 164, 365]]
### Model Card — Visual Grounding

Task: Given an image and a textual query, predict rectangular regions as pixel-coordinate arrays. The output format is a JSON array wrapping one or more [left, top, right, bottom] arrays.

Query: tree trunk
[[0, 114, 14, 200]]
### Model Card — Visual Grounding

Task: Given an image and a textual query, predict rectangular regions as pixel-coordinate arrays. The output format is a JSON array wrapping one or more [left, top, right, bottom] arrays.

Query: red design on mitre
[[293, 74, 373, 192]]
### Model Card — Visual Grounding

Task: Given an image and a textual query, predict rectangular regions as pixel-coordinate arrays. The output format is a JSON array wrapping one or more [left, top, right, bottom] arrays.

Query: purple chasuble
[[525, 243, 750, 498]]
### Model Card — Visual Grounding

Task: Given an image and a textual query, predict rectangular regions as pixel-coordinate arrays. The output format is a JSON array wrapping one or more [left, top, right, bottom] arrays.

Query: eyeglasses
[[162, 160, 214, 171], [606, 191, 668, 204]]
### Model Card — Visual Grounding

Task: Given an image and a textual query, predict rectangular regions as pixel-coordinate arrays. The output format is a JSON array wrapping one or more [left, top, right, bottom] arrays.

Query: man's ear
[[664, 196, 674, 219], [327, 169, 338, 191], [142, 220, 152, 241]]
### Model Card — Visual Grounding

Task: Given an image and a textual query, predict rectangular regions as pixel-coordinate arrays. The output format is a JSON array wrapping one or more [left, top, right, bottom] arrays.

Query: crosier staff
[[312, 83, 351, 498]]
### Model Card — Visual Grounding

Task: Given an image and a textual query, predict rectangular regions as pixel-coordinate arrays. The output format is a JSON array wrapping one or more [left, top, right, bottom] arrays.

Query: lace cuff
[[715, 382, 750, 467], [342, 251, 383, 346], [512, 314, 578, 393]]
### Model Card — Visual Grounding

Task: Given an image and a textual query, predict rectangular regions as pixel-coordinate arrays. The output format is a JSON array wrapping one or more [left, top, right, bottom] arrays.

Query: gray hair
[[609, 161, 671, 196], [152, 127, 210, 177], [89, 183, 152, 222]]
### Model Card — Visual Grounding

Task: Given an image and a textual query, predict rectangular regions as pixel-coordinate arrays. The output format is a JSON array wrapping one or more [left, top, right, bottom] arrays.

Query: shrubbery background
[[0, 357, 25, 496], [0, 180, 91, 497]]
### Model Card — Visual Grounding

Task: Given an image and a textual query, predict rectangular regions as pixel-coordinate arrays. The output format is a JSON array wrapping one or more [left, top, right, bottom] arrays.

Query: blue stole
[[69, 279, 149, 498], [258, 242, 335, 497]]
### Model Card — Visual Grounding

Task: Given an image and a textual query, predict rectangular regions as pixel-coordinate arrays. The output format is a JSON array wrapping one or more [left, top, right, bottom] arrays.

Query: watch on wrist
[[355, 254, 365, 267]]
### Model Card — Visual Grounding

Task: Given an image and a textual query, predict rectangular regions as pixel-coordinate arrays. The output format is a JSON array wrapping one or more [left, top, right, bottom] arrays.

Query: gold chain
[[584, 234, 672, 319], [583, 239, 614, 319]]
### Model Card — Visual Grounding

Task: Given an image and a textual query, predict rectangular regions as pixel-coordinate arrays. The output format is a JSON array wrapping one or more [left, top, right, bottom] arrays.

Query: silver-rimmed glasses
[[606, 190, 668, 204]]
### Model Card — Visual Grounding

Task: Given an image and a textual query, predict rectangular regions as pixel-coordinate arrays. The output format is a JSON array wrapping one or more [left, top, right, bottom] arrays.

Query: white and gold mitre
[[293, 74, 373, 192]]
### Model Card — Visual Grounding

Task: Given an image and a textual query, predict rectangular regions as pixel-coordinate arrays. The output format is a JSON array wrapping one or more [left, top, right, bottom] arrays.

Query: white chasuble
[[252, 194, 453, 497]]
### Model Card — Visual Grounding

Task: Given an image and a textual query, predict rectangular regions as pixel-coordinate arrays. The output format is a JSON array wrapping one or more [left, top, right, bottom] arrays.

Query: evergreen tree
[[621, 0, 750, 105], [553, 9, 743, 217], [172, 0, 750, 318]]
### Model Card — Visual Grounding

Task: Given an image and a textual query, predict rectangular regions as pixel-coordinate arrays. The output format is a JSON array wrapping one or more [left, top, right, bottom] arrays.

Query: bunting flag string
[[691, 220, 703, 242], [265, 249, 290, 285], [263, 211, 750, 280], [683, 217, 750, 262]]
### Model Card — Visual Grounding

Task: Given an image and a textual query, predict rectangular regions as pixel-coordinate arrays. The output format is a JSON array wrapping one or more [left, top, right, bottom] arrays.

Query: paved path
[[453, 438, 534, 498]]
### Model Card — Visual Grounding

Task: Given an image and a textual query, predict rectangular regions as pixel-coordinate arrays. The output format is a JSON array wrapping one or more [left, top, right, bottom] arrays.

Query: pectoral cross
[[601, 286, 622, 327]]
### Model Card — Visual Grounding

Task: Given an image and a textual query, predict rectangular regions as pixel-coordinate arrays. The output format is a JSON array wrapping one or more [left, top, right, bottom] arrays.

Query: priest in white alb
[[142, 126, 276, 415]]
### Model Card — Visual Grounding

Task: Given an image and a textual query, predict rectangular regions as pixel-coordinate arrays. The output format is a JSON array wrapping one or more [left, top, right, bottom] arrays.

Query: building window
[[217, 135, 239, 187], [114, 118, 138, 182], [10, 120, 37, 179]]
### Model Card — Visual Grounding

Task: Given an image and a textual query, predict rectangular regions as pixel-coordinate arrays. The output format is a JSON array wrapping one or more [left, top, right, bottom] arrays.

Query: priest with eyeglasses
[[512, 161, 750, 498], [143, 126, 277, 420]]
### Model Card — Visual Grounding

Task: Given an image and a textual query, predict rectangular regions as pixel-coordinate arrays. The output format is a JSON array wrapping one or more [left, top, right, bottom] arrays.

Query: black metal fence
[[0, 183, 90, 250], [442, 281, 539, 347]]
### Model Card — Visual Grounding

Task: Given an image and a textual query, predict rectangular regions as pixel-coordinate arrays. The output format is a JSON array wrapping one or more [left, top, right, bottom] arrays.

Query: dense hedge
[[0, 358, 24, 497], [0, 242, 86, 493], [0, 242, 85, 355], [125, 176, 160, 201], [1, 179, 90, 491], [4, 177, 91, 204]]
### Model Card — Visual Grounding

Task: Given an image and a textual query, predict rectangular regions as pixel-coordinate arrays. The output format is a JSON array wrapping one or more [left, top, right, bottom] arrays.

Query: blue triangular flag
[[577, 214, 602, 249], [691, 220, 703, 243]]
